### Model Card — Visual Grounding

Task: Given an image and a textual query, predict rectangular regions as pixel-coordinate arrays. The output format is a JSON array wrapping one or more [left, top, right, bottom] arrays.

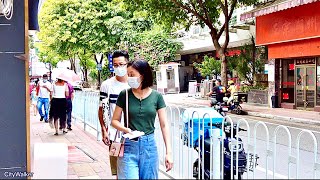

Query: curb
[[167, 102, 320, 126], [247, 112, 320, 126]]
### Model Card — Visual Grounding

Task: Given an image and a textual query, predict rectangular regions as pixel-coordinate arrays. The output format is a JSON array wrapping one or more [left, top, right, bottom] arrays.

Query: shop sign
[[296, 58, 316, 65], [282, 93, 289, 100]]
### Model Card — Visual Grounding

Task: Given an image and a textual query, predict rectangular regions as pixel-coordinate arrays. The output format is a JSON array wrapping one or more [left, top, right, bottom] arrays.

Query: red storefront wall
[[256, 1, 320, 59]]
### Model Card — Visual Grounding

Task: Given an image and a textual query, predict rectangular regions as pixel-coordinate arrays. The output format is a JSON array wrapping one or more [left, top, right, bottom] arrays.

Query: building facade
[[241, 0, 320, 111], [175, 6, 257, 92]]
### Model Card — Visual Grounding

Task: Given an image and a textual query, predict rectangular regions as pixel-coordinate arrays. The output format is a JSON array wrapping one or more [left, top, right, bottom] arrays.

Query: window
[[281, 59, 295, 103]]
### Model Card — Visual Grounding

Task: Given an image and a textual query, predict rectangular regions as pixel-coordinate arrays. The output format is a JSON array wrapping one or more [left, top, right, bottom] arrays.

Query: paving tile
[[68, 175, 79, 179], [79, 175, 101, 179], [30, 110, 115, 180]]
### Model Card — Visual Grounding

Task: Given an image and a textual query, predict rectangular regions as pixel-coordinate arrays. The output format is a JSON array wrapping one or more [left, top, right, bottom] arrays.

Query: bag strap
[[126, 88, 129, 129], [113, 89, 129, 142]]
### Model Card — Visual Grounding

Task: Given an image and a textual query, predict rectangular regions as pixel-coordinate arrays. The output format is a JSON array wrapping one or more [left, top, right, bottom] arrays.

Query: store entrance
[[296, 65, 316, 110]]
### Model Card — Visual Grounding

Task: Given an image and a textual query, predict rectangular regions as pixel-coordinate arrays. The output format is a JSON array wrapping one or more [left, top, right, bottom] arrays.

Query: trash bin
[[188, 80, 197, 97], [271, 95, 278, 108]]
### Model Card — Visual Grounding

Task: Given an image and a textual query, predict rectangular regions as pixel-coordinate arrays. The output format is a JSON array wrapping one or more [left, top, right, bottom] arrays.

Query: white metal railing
[[72, 91, 101, 141], [72, 91, 320, 179]]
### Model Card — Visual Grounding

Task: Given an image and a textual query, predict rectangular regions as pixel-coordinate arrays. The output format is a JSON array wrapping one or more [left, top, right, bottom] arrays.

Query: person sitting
[[227, 80, 237, 105], [206, 79, 226, 103]]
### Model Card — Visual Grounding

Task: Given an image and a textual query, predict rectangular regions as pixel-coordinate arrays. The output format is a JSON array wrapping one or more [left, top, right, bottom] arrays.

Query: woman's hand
[[165, 153, 173, 172], [124, 127, 132, 134]]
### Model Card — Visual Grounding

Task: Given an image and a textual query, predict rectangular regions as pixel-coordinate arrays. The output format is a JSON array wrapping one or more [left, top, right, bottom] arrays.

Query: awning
[[240, 0, 319, 21]]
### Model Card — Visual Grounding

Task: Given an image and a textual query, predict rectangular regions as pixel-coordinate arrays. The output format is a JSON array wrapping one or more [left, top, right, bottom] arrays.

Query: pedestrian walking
[[98, 50, 130, 176], [49, 76, 69, 135], [30, 87, 38, 116], [66, 82, 74, 131], [36, 74, 52, 122], [111, 59, 173, 179]]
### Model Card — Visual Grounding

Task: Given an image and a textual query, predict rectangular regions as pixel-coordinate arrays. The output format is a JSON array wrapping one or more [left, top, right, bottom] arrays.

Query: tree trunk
[[69, 58, 76, 72], [220, 54, 228, 87], [251, 36, 256, 84]]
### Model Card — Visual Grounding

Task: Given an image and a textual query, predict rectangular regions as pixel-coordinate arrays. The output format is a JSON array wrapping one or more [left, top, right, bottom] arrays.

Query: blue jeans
[[66, 99, 72, 128], [37, 97, 49, 120], [117, 133, 159, 179]]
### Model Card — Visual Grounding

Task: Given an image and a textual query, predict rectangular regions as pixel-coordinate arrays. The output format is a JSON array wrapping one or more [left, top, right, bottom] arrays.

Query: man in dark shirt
[[206, 79, 226, 103]]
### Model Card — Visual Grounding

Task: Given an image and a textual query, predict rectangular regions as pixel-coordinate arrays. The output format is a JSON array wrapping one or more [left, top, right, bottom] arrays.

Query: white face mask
[[114, 66, 127, 77], [128, 77, 141, 89]]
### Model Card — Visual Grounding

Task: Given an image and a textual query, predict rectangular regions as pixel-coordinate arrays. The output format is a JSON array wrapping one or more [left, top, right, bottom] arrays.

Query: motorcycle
[[223, 96, 243, 115], [210, 95, 243, 116], [210, 98, 228, 117], [191, 122, 259, 179]]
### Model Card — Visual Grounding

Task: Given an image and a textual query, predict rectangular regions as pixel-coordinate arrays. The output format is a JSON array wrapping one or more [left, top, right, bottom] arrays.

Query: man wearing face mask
[[98, 50, 130, 176], [36, 74, 52, 122]]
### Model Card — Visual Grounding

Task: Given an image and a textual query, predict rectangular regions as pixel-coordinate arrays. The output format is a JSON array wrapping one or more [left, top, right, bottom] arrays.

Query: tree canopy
[[124, 0, 256, 86], [37, 0, 183, 86]]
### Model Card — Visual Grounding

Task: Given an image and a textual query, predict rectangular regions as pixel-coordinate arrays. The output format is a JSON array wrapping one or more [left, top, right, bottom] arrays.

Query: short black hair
[[127, 60, 153, 90], [216, 79, 221, 83], [43, 74, 48, 78], [112, 50, 129, 61]]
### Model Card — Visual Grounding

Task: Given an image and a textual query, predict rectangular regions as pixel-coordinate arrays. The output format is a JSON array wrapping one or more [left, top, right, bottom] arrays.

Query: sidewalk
[[30, 109, 114, 179], [163, 93, 320, 125]]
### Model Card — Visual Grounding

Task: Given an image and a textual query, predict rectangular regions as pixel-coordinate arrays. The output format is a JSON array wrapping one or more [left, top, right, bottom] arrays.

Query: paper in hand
[[123, 130, 145, 139]]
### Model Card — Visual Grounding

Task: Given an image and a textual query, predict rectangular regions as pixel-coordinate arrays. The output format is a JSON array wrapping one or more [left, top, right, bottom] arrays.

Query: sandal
[[63, 130, 68, 134], [54, 133, 58, 136]]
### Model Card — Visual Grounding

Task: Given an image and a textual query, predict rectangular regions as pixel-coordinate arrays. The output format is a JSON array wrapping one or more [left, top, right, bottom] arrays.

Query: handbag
[[109, 89, 129, 157]]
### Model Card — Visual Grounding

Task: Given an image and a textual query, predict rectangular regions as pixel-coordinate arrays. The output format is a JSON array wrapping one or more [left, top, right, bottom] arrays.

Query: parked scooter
[[192, 122, 259, 179]]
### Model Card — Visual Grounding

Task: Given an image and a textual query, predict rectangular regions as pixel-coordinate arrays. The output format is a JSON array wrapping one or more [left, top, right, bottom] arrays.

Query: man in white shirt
[[36, 74, 52, 122], [98, 50, 130, 176]]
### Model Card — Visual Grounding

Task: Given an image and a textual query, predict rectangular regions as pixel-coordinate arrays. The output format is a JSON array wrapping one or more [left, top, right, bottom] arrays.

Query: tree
[[193, 55, 220, 79], [228, 37, 265, 83], [38, 0, 182, 87], [194, 36, 265, 84], [124, 0, 256, 86], [127, 25, 183, 69]]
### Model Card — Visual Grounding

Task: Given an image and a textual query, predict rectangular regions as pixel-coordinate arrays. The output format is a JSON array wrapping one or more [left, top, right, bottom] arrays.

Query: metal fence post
[[83, 93, 86, 131]]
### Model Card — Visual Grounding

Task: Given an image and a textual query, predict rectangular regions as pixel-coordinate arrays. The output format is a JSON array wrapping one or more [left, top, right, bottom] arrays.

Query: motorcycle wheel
[[235, 105, 242, 115], [193, 159, 210, 180], [224, 171, 243, 180]]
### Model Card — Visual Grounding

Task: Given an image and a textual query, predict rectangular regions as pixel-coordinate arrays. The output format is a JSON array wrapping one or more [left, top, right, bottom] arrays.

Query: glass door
[[296, 66, 316, 109]]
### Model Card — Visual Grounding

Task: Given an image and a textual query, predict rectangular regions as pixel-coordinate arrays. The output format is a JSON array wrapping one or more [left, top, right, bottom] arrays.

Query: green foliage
[[193, 56, 220, 78], [228, 39, 265, 82], [37, 0, 182, 85], [126, 25, 183, 69], [89, 64, 112, 82], [123, 0, 256, 86], [240, 85, 267, 93]]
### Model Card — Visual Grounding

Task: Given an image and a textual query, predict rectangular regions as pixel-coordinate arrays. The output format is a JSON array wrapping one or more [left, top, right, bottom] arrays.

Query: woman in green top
[[111, 59, 173, 179]]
